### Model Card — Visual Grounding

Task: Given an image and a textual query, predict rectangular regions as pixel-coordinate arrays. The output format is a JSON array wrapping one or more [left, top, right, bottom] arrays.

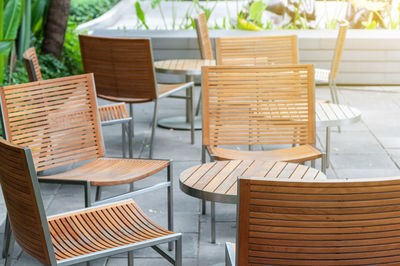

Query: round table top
[[180, 160, 326, 204], [154, 59, 216, 75], [316, 102, 361, 128]]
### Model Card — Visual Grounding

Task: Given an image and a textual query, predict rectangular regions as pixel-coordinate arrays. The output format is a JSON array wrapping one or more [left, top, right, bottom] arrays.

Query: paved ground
[[1, 85, 400, 265]]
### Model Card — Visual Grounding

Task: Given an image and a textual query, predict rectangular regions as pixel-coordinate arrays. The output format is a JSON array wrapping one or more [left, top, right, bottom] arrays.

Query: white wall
[[90, 29, 400, 85]]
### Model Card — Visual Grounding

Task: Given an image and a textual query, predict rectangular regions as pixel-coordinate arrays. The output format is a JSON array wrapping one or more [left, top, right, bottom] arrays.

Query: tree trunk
[[41, 0, 70, 58]]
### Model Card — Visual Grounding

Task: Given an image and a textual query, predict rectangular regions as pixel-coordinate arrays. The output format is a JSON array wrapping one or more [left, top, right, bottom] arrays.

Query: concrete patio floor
[[1, 85, 400, 265]]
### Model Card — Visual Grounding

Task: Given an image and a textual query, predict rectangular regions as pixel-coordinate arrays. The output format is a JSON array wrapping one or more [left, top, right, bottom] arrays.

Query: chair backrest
[[202, 65, 315, 147], [0, 74, 104, 172], [216, 35, 298, 66], [329, 20, 349, 82], [23, 47, 43, 82], [0, 138, 56, 265], [194, 13, 214, 60], [79, 35, 158, 101], [237, 176, 400, 265]]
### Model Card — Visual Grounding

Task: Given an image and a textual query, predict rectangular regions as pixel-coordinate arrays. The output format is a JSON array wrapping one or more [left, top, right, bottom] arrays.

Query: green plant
[[0, 0, 24, 84], [62, 0, 120, 76]]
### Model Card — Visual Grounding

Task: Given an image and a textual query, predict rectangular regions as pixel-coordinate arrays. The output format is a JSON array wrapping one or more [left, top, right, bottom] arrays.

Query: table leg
[[157, 74, 202, 131], [211, 201, 216, 243], [326, 127, 331, 168]]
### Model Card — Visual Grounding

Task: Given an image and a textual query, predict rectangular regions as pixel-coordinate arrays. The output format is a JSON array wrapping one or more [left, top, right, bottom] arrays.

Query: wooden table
[[180, 160, 326, 243], [316, 102, 362, 167], [154, 59, 215, 130]]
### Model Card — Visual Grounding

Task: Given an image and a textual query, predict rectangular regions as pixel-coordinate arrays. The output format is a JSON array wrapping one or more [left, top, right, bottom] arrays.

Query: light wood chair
[[23, 47, 133, 158], [216, 35, 298, 66], [193, 13, 215, 116], [0, 137, 182, 266], [194, 13, 214, 60], [226, 176, 400, 265], [79, 35, 195, 158], [0, 74, 174, 227], [315, 20, 349, 104], [202, 64, 325, 170]]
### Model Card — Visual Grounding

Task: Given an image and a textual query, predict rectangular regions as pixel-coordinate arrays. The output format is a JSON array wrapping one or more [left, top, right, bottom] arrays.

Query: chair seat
[[48, 200, 177, 262], [315, 68, 330, 83], [99, 103, 131, 126], [208, 144, 322, 163], [40, 158, 170, 186]]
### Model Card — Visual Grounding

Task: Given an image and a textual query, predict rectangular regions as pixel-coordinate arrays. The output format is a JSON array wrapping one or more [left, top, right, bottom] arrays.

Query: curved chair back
[[202, 65, 315, 147], [330, 20, 349, 82], [194, 13, 214, 60], [237, 176, 400, 265], [23, 47, 43, 81], [0, 74, 104, 172], [0, 138, 56, 265], [216, 35, 298, 66], [79, 35, 158, 101]]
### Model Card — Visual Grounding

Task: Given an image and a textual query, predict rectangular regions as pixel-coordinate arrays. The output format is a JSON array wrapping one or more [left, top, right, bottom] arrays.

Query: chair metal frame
[[22, 47, 134, 158], [79, 35, 195, 158], [0, 138, 182, 266]]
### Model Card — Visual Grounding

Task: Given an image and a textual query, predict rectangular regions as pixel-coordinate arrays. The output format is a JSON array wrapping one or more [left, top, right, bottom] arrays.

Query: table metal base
[[158, 116, 202, 130]]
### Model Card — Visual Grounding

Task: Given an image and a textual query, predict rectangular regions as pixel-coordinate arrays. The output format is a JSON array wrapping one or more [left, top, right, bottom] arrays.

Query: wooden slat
[[1, 74, 105, 172], [180, 160, 325, 197], [237, 177, 400, 265], [195, 13, 214, 60], [202, 65, 315, 146], [216, 35, 298, 66], [0, 138, 54, 265], [79, 35, 157, 102]]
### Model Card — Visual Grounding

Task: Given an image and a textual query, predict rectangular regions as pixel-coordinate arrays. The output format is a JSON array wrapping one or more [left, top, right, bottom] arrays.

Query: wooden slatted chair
[[226, 176, 400, 266], [23, 47, 133, 158], [216, 35, 298, 66], [315, 20, 349, 104], [0, 74, 174, 225], [202, 65, 325, 171], [215, 35, 329, 105], [0, 137, 182, 266], [79, 35, 195, 158], [194, 13, 215, 60]]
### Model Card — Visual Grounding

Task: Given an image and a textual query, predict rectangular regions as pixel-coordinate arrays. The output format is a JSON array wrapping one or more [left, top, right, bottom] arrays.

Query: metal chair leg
[[122, 123, 127, 158], [149, 100, 158, 159], [195, 87, 202, 116], [311, 159, 316, 168], [175, 236, 182, 266], [4, 231, 14, 266], [2, 215, 11, 259], [321, 153, 327, 174], [168, 163, 174, 251], [189, 84, 194, 144], [202, 199, 206, 215], [129, 104, 134, 158], [95, 186, 102, 201], [128, 251, 134, 266]]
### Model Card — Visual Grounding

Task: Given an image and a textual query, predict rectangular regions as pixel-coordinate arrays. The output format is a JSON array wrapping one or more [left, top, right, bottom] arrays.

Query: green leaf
[[135, 1, 148, 29], [150, 0, 161, 9], [249, 0, 265, 25], [3, 0, 23, 40], [0, 40, 12, 55], [31, 0, 48, 34]]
